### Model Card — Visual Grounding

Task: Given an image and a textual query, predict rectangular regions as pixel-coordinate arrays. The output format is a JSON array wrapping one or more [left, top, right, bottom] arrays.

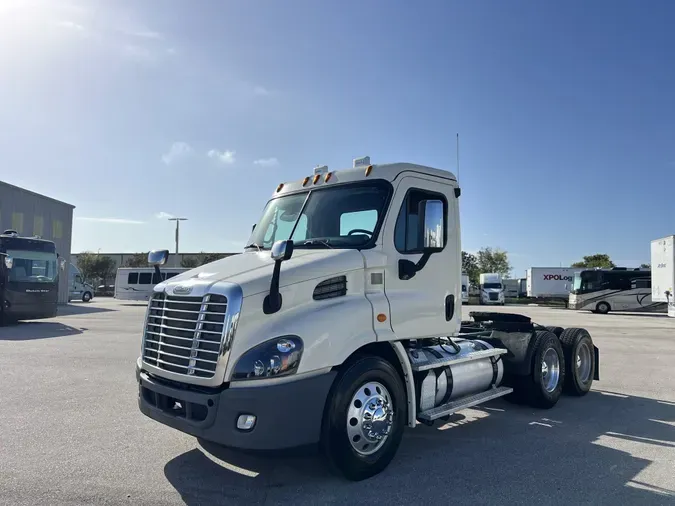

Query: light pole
[[168, 217, 187, 266]]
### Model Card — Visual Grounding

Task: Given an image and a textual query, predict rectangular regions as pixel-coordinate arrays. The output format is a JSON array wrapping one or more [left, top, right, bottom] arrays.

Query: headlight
[[231, 336, 303, 381]]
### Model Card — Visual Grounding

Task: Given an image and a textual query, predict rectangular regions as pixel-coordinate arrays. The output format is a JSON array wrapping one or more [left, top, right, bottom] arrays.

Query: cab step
[[410, 347, 507, 372], [417, 386, 513, 422]]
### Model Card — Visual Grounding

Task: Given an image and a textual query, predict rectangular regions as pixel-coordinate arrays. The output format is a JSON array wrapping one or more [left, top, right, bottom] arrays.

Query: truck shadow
[[57, 304, 116, 316], [163, 390, 675, 505], [0, 322, 84, 340]]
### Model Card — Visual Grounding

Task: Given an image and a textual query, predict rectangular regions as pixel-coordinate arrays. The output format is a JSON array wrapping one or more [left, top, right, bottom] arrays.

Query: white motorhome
[[479, 272, 504, 305], [569, 268, 665, 314], [115, 267, 189, 301], [68, 263, 95, 302], [461, 273, 469, 303], [651, 235, 675, 317], [136, 158, 600, 481]]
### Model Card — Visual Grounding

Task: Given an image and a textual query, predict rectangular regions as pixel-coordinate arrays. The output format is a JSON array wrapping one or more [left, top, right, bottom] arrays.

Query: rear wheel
[[546, 326, 564, 337], [559, 328, 594, 396], [595, 301, 610, 314], [516, 331, 565, 409], [320, 356, 406, 481]]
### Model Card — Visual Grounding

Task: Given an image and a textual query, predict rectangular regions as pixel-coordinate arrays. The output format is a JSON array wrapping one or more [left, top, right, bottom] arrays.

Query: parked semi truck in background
[[136, 158, 600, 481], [479, 272, 504, 305], [651, 235, 675, 318], [461, 273, 469, 303], [502, 278, 519, 298]]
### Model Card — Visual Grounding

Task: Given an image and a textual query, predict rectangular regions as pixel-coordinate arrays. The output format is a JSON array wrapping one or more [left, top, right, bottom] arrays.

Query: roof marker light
[[312, 174, 321, 184], [365, 165, 373, 177], [276, 183, 284, 193], [302, 176, 310, 186], [324, 172, 333, 182]]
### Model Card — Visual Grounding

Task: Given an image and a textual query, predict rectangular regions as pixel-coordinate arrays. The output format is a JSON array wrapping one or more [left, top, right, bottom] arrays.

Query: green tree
[[124, 253, 148, 268], [462, 251, 480, 286], [180, 256, 200, 268], [571, 254, 615, 269], [93, 256, 117, 285], [76, 251, 98, 282], [477, 247, 512, 277]]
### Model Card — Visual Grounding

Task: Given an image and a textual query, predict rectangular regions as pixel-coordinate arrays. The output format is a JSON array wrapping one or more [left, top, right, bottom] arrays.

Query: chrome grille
[[142, 292, 228, 378]]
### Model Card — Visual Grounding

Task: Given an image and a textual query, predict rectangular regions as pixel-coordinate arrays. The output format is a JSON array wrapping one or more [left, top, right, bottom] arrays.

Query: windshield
[[247, 181, 391, 250], [6, 250, 58, 283], [483, 283, 502, 289], [573, 274, 582, 292]]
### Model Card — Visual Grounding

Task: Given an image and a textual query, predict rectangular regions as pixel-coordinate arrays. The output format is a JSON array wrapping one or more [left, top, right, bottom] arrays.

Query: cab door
[[381, 176, 461, 339]]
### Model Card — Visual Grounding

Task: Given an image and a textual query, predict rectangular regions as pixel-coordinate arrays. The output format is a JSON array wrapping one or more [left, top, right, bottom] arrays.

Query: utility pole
[[168, 217, 187, 267]]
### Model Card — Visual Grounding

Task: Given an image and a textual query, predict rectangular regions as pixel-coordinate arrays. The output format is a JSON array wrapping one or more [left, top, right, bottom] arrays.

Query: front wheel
[[82, 292, 92, 303], [320, 356, 406, 481], [595, 301, 610, 314]]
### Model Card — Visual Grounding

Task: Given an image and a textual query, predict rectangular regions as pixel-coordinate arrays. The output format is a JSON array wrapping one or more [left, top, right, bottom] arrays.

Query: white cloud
[[55, 20, 85, 31], [253, 86, 270, 96], [155, 212, 174, 219], [162, 142, 193, 165], [253, 157, 279, 167], [208, 149, 236, 165], [128, 29, 163, 40], [76, 217, 145, 225]]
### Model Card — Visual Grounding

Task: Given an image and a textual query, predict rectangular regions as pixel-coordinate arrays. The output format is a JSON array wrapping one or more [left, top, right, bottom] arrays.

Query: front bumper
[[137, 361, 337, 450]]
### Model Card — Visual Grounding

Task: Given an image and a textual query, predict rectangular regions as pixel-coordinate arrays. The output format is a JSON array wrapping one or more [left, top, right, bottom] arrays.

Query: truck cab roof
[[274, 162, 458, 197]]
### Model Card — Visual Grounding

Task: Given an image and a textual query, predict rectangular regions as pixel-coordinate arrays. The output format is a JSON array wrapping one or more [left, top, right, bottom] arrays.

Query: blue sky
[[1, 0, 674, 277]]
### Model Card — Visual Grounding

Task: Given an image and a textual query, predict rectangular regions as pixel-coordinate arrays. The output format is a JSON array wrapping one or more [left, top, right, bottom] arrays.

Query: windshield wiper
[[300, 239, 334, 249], [244, 243, 267, 251]]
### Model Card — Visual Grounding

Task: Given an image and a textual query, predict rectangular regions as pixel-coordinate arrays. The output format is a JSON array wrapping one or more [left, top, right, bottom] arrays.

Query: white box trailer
[[651, 235, 675, 317], [527, 267, 580, 298]]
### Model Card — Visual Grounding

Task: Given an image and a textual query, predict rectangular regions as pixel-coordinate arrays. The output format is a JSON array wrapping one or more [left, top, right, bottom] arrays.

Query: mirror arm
[[153, 265, 162, 285], [398, 250, 434, 280], [263, 260, 283, 314]]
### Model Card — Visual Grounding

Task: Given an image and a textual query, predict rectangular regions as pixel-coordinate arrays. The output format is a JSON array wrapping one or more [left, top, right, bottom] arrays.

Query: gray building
[[0, 181, 75, 304]]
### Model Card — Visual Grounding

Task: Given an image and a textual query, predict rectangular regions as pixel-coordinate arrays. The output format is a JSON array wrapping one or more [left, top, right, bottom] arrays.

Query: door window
[[394, 189, 447, 253]]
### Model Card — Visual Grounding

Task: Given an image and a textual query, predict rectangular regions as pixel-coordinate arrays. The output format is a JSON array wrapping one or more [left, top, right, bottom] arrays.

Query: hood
[[156, 248, 365, 298]]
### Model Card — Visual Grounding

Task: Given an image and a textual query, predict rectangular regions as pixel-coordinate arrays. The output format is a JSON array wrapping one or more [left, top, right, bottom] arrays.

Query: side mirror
[[4, 256, 13, 269], [420, 199, 445, 251], [148, 249, 169, 266], [271, 240, 294, 262], [59, 258, 66, 271]]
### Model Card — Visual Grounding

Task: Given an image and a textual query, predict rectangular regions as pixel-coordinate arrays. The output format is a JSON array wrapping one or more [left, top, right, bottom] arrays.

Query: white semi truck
[[461, 273, 469, 303], [479, 272, 505, 305], [136, 159, 600, 481], [651, 235, 675, 317]]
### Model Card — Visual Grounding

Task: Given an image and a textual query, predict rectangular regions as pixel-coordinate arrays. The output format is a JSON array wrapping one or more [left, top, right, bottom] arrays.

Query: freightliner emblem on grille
[[173, 285, 193, 295]]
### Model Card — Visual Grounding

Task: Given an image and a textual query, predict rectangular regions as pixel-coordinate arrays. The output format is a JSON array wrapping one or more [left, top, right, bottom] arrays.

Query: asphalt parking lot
[[1, 300, 674, 505]]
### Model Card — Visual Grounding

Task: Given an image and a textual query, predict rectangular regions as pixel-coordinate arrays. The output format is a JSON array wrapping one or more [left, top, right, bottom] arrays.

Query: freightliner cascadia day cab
[[136, 158, 600, 481], [479, 272, 505, 305]]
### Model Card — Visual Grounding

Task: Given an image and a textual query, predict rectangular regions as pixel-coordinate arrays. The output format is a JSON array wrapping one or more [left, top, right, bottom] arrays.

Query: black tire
[[595, 301, 610, 314], [320, 356, 406, 481], [82, 292, 92, 303], [518, 331, 565, 409], [545, 326, 564, 338], [559, 328, 595, 396]]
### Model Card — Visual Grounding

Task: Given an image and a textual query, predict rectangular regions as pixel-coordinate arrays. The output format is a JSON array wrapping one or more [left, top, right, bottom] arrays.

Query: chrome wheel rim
[[346, 381, 393, 456], [576, 342, 592, 384], [541, 348, 560, 393]]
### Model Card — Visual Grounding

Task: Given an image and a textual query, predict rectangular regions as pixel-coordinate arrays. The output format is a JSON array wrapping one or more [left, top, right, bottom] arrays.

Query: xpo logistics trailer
[[135, 158, 600, 481], [527, 267, 580, 299], [651, 235, 675, 317]]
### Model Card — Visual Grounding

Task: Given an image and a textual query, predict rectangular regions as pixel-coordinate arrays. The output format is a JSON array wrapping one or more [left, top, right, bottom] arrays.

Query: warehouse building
[[0, 181, 75, 304]]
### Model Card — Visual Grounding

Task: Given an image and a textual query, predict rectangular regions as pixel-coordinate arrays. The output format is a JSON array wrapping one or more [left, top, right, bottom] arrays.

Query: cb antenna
[[456, 133, 460, 181]]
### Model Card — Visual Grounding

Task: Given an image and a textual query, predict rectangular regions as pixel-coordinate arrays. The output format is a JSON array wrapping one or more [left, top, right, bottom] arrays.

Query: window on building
[[394, 189, 447, 253], [52, 219, 63, 239], [128, 272, 139, 284], [33, 216, 44, 237], [12, 212, 24, 234], [138, 272, 152, 284]]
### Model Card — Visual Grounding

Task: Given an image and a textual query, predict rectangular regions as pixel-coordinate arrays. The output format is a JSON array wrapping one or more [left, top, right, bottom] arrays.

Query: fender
[[389, 341, 417, 427]]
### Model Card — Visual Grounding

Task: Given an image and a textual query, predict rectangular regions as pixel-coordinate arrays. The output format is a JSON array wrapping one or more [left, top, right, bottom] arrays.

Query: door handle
[[445, 294, 455, 321]]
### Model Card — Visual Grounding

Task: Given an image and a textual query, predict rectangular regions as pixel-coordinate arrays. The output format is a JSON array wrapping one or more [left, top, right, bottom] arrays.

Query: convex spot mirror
[[4, 255, 13, 269], [271, 240, 294, 261], [148, 249, 169, 266]]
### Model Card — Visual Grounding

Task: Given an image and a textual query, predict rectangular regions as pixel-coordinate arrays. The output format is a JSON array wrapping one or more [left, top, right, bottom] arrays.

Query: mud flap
[[593, 345, 600, 380]]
